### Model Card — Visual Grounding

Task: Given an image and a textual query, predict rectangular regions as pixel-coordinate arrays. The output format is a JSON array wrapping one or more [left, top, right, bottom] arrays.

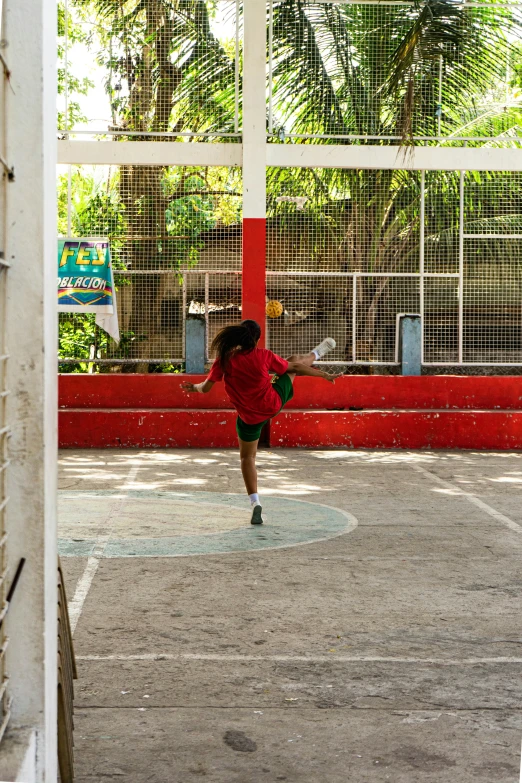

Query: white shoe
[[312, 337, 336, 359]]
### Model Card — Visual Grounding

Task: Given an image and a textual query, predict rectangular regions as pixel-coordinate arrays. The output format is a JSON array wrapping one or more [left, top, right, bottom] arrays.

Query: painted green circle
[[58, 490, 358, 558]]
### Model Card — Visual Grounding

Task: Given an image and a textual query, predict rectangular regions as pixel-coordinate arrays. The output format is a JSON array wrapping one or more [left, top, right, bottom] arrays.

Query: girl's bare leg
[[239, 437, 264, 524], [238, 437, 259, 495], [286, 352, 316, 382]]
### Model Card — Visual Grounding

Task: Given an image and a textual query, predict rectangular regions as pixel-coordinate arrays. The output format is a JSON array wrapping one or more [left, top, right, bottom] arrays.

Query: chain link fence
[[58, 164, 522, 373], [58, 1, 522, 374]]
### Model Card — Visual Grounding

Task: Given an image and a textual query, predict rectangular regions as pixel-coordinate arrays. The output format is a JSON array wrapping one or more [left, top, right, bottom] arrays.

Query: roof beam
[[58, 140, 522, 172], [267, 144, 522, 172], [57, 140, 242, 167]]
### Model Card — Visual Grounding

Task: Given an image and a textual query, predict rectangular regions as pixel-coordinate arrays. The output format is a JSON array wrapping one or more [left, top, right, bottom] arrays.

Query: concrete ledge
[[59, 409, 238, 448], [60, 407, 522, 450], [272, 410, 522, 450], [0, 728, 36, 783], [59, 374, 522, 411]]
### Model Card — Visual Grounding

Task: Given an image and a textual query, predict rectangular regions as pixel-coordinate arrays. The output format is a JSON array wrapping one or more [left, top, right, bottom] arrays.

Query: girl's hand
[[180, 379, 215, 395]]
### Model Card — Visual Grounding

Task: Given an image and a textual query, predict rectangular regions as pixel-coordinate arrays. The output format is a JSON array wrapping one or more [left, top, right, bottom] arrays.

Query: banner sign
[[58, 238, 114, 311], [58, 238, 120, 342]]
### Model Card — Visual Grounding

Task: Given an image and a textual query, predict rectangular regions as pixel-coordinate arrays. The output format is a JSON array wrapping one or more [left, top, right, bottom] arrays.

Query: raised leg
[[238, 437, 259, 495], [285, 352, 316, 382]]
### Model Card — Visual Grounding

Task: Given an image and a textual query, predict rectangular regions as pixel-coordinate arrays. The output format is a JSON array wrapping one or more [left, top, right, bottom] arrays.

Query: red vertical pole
[[242, 218, 266, 347]]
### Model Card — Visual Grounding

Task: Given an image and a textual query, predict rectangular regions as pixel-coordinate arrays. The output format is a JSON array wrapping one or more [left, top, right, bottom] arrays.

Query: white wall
[[3, 0, 57, 779]]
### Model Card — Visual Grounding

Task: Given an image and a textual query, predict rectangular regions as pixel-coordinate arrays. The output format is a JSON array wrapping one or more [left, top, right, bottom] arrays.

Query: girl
[[181, 319, 339, 525]]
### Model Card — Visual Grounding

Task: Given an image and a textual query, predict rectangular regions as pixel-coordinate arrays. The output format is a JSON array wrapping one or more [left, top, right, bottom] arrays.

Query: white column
[[4, 0, 57, 778], [242, 0, 267, 341], [242, 0, 266, 219], [459, 170, 465, 364], [420, 170, 425, 364]]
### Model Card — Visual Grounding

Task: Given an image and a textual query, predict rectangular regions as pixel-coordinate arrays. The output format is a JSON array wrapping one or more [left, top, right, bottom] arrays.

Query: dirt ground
[[59, 448, 522, 783]]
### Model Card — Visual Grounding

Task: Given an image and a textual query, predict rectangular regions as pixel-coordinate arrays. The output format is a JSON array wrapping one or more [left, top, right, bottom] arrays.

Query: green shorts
[[236, 373, 294, 442]]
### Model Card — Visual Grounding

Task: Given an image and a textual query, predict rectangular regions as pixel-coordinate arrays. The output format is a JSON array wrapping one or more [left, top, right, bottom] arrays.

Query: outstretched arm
[[286, 361, 342, 383], [181, 379, 215, 394]]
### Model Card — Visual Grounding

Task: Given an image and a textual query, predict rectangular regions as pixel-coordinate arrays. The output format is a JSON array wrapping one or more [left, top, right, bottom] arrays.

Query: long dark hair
[[211, 319, 261, 369]]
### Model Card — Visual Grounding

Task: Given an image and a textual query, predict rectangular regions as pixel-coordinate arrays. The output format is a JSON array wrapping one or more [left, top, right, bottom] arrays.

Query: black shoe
[[250, 504, 264, 525]]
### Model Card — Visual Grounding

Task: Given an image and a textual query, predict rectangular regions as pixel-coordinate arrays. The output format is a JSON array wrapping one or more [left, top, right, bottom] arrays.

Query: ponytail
[[210, 319, 261, 370]]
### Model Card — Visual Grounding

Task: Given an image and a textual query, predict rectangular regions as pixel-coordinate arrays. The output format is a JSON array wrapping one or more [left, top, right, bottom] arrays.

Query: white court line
[[68, 463, 140, 635], [412, 463, 522, 534], [76, 653, 522, 665]]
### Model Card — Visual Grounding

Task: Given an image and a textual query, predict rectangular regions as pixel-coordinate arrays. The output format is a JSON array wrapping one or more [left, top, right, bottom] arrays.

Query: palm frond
[[271, 0, 349, 135], [380, 0, 522, 140]]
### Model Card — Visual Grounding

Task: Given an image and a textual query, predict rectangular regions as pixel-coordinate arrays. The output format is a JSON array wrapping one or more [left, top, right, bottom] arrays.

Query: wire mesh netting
[[186, 270, 242, 357], [58, 163, 522, 369], [462, 172, 522, 363], [266, 168, 423, 363], [58, 0, 241, 140], [57, 1, 522, 371], [268, 1, 522, 145], [267, 274, 352, 362], [423, 277, 459, 364], [464, 171, 522, 235], [266, 166, 522, 366], [59, 1, 522, 146], [463, 238, 522, 363], [58, 164, 242, 368]]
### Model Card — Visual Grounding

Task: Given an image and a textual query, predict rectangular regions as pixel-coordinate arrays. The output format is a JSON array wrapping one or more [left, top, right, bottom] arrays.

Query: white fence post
[[4, 0, 57, 779], [242, 0, 267, 341], [420, 170, 425, 365], [459, 170, 465, 364]]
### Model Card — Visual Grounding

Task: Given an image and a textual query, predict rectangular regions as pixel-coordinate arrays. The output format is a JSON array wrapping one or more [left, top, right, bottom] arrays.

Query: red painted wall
[[272, 410, 522, 450], [59, 374, 231, 409], [59, 373, 522, 411], [59, 409, 238, 449], [58, 374, 522, 449]]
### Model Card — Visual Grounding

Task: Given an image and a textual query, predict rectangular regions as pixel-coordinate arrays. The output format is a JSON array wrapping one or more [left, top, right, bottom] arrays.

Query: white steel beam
[[267, 144, 522, 172], [241, 0, 267, 336], [420, 170, 425, 364], [57, 140, 242, 167], [5, 0, 57, 778], [459, 171, 465, 363], [59, 140, 522, 172], [240, 0, 266, 218]]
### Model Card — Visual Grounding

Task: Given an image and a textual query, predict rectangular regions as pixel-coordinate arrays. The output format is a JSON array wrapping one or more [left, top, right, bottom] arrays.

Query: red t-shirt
[[207, 348, 289, 424]]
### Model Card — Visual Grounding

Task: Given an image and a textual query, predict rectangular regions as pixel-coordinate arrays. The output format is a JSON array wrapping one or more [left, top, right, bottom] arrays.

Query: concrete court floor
[[59, 448, 522, 783]]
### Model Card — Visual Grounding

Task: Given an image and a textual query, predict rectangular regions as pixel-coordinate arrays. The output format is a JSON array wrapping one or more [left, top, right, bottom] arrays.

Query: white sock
[[312, 350, 320, 360], [249, 493, 260, 506]]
